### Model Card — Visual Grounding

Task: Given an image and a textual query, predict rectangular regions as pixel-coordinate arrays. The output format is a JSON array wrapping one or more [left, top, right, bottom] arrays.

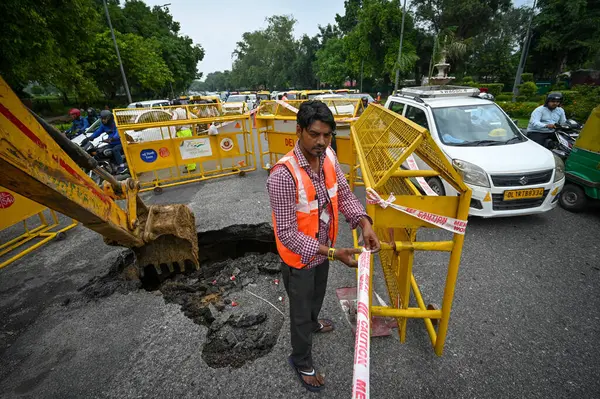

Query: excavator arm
[[0, 77, 198, 275]]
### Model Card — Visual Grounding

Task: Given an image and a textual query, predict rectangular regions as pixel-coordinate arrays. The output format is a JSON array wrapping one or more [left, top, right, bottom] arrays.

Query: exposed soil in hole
[[79, 223, 285, 369]]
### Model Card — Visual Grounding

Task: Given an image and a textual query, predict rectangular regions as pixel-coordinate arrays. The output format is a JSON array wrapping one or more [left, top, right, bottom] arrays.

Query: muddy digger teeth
[[134, 204, 199, 275]]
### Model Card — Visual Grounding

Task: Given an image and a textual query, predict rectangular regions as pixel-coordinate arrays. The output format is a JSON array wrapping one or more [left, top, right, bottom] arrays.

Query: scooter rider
[[82, 110, 127, 174], [86, 108, 98, 126], [527, 92, 567, 146], [65, 108, 89, 138]]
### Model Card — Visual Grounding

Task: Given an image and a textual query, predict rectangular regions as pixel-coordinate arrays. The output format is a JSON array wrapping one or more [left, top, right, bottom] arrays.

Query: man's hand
[[359, 217, 381, 253], [334, 248, 362, 268], [546, 123, 556, 129]]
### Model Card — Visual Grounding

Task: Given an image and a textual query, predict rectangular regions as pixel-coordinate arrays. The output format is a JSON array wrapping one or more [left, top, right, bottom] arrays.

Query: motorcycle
[[79, 137, 128, 184], [527, 119, 582, 161]]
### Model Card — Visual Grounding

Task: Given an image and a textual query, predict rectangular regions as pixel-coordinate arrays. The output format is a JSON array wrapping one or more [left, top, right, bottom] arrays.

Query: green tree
[[108, 0, 204, 95], [528, 0, 600, 77], [315, 38, 348, 87], [341, 0, 418, 87], [292, 34, 320, 88], [231, 15, 298, 89], [0, 0, 100, 94], [411, 0, 511, 38], [87, 30, 173, 98], [204, 71, 232, 91]]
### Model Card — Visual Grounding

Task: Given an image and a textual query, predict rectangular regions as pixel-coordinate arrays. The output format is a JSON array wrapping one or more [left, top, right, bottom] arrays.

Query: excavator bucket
[[134, 203, 199, 276]]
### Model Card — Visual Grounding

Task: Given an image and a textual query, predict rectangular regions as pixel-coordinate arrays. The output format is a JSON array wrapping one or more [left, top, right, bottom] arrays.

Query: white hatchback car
[[385, 86, 565, 217]]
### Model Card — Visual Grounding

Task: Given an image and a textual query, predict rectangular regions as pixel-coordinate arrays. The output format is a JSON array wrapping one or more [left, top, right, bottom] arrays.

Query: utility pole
[[360, 59, 364, 92], [393, 0, 408, 93], [512, 0, 537, 102], [103, 0, 132, 104]]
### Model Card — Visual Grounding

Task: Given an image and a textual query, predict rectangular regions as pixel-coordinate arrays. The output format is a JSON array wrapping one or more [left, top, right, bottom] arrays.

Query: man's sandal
[[288, 356, 325, 392], [314, 319, 335, 333]]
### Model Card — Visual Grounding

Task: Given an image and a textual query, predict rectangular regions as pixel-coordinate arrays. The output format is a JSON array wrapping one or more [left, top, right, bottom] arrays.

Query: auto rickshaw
[[559, 105, 600, 211]]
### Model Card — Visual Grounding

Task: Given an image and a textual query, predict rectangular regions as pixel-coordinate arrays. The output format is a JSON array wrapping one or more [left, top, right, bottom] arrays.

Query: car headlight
[[452, 159, 490, 187], [553, 153, 565, 182]]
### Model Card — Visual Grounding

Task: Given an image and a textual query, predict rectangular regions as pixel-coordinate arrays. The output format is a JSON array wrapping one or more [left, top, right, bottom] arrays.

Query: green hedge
[[463, 82, 504, 97], [518, 82, 538, 98], [521, 73, 534, 82], [497, 101, 540, 118], [496, 94, 512, 101]]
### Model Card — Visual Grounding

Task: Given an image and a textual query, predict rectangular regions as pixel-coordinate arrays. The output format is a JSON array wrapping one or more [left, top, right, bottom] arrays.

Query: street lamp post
[[511, 0, 538, 102], [103, 0, 132, 104], [393, 0, 408, 94]]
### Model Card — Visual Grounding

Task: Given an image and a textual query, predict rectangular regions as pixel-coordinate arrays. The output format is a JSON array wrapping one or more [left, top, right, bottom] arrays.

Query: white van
[[385, 86, 565, 217]]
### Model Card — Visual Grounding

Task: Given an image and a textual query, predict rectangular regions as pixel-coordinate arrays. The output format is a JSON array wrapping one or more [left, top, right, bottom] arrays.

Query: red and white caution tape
[[366, 188, 467, 234], [406, 154, 438, 196], [275, 99, 299, 114], [352, 249, 371, 399]]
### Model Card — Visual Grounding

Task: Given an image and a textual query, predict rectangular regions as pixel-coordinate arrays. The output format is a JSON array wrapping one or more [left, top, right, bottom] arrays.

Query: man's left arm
[[334, 161, 380, 252], [559, 108, 567, 124]]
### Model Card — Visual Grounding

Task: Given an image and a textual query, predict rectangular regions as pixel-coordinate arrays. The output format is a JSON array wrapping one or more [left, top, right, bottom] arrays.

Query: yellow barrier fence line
[[0, 222, 48, 252], [373, 136, 424, 191], [380, 241, 454, 252], [371, 306, 443, 319], [0, 211, 77, 270], [434, 190, 471, 356], [0, 232, 57, 269], [410, 273, 438, 346]]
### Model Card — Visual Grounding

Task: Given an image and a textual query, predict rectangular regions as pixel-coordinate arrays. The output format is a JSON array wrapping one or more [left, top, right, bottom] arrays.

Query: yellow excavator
[[0, 77, 199, 276]]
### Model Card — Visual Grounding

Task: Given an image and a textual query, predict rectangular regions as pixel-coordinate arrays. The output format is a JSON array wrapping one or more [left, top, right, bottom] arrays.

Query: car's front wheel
[[425, 177, 446, 196], [559, 183, 587, 212]]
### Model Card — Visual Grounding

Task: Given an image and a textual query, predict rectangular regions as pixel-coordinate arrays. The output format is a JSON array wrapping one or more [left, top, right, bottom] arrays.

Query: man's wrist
[[358, 216, 372, 229], [328, 247, 336, 261]]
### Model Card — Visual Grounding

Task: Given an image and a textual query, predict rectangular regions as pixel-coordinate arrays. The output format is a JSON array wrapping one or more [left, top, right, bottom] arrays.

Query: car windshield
[[226, 95, 245, 102], [432, 104, 524, 146]]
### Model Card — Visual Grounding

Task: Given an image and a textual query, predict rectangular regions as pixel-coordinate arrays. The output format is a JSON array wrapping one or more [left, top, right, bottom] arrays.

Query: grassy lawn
[[512, 117, 529, 128]]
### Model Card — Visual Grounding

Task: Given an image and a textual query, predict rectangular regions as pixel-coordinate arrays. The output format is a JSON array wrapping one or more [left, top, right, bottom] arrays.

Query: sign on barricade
[[351, 104, 472, 358], [255, 99, 364, 189], [0, 186, 77, 269], [114, 103, 256, 193]]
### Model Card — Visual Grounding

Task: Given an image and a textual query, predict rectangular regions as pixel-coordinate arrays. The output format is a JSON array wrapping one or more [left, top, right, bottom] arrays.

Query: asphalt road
[[1, 170, 599, 399]]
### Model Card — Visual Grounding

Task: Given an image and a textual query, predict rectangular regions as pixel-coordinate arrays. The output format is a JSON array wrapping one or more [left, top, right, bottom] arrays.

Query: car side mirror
[[512, 119, 519, 125]]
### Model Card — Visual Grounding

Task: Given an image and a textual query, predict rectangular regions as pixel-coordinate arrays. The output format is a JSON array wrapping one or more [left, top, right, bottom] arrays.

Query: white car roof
[[127, 100, 170, 108], [314, 94, 345, 100], [388, 95, 494, 108]]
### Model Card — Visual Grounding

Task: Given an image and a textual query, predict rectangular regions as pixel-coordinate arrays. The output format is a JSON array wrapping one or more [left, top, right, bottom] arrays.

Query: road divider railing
[[113, 103, 256, 193], [351, 104, 472, 357], [254, 98, 365, 189], [0, 186, 77, 269]]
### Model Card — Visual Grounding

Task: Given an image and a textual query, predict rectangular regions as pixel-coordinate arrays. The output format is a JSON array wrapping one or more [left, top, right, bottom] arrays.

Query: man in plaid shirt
[[267, 101, 380, 392]]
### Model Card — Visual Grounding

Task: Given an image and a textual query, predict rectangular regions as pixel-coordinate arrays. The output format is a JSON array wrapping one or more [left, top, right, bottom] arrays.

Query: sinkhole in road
[[79, 223, 286, 368]]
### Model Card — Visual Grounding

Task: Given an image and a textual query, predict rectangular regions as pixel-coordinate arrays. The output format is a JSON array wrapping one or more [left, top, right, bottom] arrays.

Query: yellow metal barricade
[[114, 103, 256, 193], [352, 104, 471, 356], [0, 186, 77, 269], [255, 98, 365, 188]]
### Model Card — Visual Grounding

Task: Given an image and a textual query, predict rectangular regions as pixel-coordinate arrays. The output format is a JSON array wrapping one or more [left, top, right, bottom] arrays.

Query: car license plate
[[503, 188, 545, 201]]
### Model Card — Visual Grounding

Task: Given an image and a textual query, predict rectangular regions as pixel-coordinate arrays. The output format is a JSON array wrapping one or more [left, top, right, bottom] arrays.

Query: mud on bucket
[[134, 204, 199, 276]]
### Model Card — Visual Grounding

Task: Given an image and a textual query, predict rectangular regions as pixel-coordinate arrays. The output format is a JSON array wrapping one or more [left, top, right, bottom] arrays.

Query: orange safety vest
[[272, 147, 339, 268]]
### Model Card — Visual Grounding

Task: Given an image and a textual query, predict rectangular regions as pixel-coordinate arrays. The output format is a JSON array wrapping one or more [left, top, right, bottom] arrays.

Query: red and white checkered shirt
[[266, 143, 370, 268]]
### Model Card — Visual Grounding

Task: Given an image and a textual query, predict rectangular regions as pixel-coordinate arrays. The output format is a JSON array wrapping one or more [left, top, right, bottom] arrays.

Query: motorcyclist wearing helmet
[[361, 96, 369, 108], [85, 110, 127, 174], [86, 108, 98, 126], [526, 92, 566, 145], [65, 108, 89, 138]]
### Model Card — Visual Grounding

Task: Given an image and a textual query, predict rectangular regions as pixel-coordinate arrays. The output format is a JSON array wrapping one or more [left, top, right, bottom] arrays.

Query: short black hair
[[297, 100, 336, 132]]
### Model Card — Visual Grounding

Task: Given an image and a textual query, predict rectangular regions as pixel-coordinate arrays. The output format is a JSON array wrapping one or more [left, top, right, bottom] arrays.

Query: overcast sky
[[143, 0, 534, 78]]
